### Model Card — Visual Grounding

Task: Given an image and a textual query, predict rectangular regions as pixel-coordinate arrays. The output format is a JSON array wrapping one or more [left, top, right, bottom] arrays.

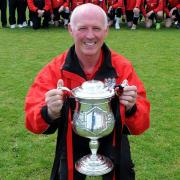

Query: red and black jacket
[[25, 43, 150, 180]]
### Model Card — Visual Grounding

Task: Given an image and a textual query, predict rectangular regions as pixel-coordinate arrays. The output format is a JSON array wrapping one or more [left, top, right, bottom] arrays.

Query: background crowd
[[0, 0, 179, 30]]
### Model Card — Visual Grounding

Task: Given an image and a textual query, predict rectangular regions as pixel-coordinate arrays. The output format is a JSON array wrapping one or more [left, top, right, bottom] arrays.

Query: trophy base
[[75, 154, 114, 176]]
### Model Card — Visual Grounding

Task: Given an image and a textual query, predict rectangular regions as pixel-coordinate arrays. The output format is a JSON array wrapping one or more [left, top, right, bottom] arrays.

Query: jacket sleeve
[[176, 3, 180, 8], [25, 57, 63, 134], [154, 0, 163, 13], [27, 0, 38, 12], [124, 65, 150, 135], [112, 0, 124, 9], [116, 60, 150, 135], [44, 0, 52, 11], [135, 0, 142, 8]]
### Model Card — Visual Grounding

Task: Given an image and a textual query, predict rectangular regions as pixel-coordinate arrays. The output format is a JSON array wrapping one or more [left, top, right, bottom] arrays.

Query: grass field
[[0, 26, 179, 180]]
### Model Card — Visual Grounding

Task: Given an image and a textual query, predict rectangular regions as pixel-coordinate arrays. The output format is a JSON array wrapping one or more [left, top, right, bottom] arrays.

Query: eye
[[93, 27, 101, 31], [78, 27, 87, 31]]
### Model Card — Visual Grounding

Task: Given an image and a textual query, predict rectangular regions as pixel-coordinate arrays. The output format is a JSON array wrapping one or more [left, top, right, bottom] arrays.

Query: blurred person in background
[[27, 0, 51, 29], [9, 0, 27, 28], [51, 0, 70, 28], [124, 0, 146, 30], [164, 0, 180, 29], [145, 0, 164, 29], [0, 0, 7, 28], [107, 0, 125, 30]]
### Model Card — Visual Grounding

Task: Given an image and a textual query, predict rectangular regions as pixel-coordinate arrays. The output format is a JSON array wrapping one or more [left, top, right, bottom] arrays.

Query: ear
[[68, 23, 73, 36], [104, 26, 109, 37]]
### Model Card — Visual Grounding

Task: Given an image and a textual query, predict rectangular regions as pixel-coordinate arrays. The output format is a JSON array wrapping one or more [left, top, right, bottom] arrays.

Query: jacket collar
[[62, 43, 118, 81]]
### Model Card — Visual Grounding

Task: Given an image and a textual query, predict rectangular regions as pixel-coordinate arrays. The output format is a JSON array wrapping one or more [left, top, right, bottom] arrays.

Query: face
[[68, 11, 108, 59]]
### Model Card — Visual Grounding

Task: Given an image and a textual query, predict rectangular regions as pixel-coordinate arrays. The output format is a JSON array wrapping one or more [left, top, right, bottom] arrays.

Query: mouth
[[83, 41, 97, 47]]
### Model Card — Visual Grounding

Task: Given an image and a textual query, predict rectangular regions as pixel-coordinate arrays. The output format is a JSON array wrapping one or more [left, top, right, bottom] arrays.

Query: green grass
[[0, 26, 179, 180]]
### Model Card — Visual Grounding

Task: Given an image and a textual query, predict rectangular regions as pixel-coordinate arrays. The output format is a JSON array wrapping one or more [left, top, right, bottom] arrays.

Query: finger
[[119, 95, 135, 103], [121, 91, 137, 98], [46, 89, 63, 97], [46, 94, 64, 104], [57, 79, 64, 89]]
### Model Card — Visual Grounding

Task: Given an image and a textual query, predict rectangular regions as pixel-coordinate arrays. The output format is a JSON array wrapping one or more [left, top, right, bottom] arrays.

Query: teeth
[[84, 42, 95, 46]]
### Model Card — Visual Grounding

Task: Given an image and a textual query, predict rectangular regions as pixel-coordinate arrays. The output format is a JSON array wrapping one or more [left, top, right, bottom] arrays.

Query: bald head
[[70, 3, 108, 30]]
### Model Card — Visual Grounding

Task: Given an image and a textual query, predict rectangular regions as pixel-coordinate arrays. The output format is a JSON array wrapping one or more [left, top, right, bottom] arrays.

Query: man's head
[[68, 3, 109, 60]]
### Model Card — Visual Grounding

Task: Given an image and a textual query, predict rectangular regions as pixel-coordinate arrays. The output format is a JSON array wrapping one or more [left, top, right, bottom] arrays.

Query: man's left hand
[[119, 85, 137, 111]]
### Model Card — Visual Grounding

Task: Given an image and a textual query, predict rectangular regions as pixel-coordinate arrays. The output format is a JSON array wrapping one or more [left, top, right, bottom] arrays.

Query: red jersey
[[163, 0, 180, 16], [51, 0, 69, 8], [27, 0, 52, 12], [70, 0, 85, 10], [145, 0, 163, 13], [168, 0, 180, 7], [125, 0, 146, 16], [85, 0, 107, 12], [125, 0, 143, 10], [107, 0, 125, 14]]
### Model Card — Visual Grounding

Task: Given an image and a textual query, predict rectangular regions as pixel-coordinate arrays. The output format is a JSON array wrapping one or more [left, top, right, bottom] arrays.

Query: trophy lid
[[71, 80, 115, 100]]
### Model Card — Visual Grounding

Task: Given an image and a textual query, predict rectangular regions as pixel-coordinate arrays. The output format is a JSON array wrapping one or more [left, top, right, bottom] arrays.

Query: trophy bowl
[[71, 80, 115, 176]]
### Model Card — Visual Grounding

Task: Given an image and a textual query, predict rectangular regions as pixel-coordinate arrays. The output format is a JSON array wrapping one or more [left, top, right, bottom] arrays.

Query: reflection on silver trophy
[[58, 80, 118, 176]]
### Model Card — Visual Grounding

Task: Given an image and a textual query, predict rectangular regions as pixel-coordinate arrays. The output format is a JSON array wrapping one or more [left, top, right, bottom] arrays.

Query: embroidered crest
[[104, 78, 116, 90]]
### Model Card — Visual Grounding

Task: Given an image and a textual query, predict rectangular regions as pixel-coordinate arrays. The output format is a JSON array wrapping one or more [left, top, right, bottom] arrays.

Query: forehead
[[75, 12, 105, 27]]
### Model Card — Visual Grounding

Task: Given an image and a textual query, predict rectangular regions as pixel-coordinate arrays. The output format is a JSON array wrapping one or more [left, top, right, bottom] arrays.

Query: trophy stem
[[75, 138, 114, 176], [89, 139, 99, 159]]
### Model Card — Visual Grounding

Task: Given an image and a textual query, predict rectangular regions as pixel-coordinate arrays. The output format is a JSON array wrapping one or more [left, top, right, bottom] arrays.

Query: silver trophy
[[58, 80, 116, 176]]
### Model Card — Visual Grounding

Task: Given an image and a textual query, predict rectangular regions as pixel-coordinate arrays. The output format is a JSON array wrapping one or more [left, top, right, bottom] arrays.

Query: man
[[164, 0, 180, 29], [107, 0, 125, 30], [8, 0, 26, 28], [27, 0, 51, 29], [145, 0, 164, 29], [0, 0, 7, 28], [124, 0, 146, 30], [25, 3, 150, 180], [51, 0, 70, 27]]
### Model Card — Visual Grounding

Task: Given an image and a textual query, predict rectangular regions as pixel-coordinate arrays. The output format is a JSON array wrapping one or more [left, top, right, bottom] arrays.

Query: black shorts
[[126, 10, 134, 22]]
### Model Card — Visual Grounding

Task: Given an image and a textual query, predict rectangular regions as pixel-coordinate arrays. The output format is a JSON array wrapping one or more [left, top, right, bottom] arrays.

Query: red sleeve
[[25, 55, 65, 134], [63, 0, 70, 8], [44, 0, 52, 11], [176, 4, 180, 8], [27, 0, 38, 12], [154, 0, 163, 13], [123, 65, 150, 135], [112, 0, 124, 9], [140, 0, 146, 17], [135, 0, 142, 8], [112, 52, 150, 135]]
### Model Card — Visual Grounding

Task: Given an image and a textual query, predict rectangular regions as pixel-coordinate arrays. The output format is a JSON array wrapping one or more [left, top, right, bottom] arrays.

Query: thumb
[[57, 79, 64, 89]]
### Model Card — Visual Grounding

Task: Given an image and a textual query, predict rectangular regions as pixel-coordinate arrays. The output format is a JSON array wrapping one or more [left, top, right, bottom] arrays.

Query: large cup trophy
[[60, 80, 116, 176]]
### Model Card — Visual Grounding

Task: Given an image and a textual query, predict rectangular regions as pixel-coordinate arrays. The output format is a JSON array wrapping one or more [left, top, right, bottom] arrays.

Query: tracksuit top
[[25, 43, 150, 180]]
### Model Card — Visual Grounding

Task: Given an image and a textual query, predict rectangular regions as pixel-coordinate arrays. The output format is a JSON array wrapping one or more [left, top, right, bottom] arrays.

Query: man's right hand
[[45, 79, 64, 120], [37, 9, 44, 17]]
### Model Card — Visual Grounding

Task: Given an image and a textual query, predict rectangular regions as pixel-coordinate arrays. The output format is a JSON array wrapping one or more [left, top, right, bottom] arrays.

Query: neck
[[77, 52, 101, 73]]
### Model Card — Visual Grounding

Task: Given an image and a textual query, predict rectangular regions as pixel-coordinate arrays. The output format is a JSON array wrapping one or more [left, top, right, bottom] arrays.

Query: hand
[[45, 79, 64, 120], [133, 7, 140, 14], [108, 6, 112, 13], [51, 13, 54, 20], [170, 7, 177, 17], [119, 85, 137, 111], [58, 6, 64, 13], [37, 10, 44, 17], [122, 15, 126, 22], [146, 10, 153, 18]]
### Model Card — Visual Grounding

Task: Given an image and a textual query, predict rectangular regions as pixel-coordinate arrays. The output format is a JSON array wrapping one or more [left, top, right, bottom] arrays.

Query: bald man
[[25, 3, 150, 180]]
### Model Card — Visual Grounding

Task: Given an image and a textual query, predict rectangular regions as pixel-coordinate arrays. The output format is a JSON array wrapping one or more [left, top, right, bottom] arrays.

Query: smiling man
[[25, 3, 150, 180]]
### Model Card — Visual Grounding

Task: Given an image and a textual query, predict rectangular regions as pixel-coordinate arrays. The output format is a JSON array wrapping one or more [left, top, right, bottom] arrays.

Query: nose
[[86, 28, 95, 39]]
